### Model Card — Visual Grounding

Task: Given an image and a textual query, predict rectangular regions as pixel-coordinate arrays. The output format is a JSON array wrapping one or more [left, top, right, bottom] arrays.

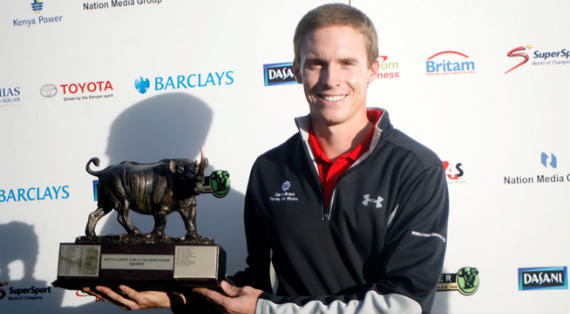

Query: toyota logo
[[40, 84, 57, 97]]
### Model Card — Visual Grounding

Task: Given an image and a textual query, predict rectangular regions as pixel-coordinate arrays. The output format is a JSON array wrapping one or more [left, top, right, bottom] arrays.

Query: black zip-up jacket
[[232, 109, 449, 314]]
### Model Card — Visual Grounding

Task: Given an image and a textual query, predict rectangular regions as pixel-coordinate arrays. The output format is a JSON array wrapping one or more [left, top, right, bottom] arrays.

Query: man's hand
[[193, 280, 262, 314], [82, 285, 173, 310]]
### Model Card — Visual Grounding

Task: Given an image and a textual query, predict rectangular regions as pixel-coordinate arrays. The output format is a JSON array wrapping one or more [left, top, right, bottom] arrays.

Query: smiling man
[[86, 4, 448, 314], [195, 3, 449, 314]]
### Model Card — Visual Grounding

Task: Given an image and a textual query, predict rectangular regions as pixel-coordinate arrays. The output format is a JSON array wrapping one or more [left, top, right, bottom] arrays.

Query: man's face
[[295, 25, 379, 128]]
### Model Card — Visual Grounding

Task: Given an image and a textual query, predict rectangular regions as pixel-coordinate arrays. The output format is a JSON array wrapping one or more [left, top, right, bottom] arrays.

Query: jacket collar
[[295, 107, 389, 166]]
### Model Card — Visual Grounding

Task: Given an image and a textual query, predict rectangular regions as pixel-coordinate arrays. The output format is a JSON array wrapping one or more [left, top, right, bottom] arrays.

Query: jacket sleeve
[[228, 160, 273, 292], [253, 165, 449, 314]]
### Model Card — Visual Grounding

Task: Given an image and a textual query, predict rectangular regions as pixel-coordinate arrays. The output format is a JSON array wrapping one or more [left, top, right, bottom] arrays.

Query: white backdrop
[[0, 0, 568, 313]]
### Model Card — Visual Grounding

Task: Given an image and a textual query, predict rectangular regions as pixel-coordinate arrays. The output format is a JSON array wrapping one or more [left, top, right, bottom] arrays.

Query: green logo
[[456, 266, 480, 296], [210, 170, 230, 198]]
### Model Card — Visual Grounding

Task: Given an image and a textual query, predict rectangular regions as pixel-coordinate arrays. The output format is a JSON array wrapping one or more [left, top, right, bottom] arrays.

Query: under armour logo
[[362, 194, 383, 208]]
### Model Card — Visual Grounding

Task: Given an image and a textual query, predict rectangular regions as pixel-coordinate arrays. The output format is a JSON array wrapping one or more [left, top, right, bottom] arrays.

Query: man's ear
[[293, 60, 303, 84], [367, 57, 380, 83]]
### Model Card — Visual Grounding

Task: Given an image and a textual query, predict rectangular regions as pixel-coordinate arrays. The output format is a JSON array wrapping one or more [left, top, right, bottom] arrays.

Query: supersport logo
[[505, 45, 532, 74]]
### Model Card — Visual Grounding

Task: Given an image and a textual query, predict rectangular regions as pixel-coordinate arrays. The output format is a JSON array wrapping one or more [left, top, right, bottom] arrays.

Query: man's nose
[[320, 64, 342, 86]]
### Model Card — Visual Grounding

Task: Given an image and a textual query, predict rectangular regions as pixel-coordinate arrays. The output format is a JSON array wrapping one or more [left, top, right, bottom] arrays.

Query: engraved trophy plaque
[[52, 149, 230, 291]]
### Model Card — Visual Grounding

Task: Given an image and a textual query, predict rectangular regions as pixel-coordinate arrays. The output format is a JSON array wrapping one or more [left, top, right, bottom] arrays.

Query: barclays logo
[[135, 77, 150, 94], [0, 185, 70, 203], [135, 71, 235, 94]]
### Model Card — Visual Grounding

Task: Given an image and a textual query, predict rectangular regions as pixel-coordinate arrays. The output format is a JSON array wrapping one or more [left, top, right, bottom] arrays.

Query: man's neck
[[311, 112, 372, 161]]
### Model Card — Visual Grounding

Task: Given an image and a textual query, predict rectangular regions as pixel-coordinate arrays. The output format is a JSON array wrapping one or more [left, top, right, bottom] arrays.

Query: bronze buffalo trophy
[[53, 148, 231, 291]]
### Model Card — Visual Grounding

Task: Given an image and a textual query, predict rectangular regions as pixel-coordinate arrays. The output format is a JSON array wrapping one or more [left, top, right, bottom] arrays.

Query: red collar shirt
[[308, 109, 382, 209]]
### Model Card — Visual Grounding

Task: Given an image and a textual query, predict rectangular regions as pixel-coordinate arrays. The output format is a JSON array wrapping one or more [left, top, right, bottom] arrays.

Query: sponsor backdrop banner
[[0, 0, 568, 313]]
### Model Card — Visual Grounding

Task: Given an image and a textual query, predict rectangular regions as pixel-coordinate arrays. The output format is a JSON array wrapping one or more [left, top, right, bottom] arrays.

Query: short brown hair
[[293, 3, 379, 67]]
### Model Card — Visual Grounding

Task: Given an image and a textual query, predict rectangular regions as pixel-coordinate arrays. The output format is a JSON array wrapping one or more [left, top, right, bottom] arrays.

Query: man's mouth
[[319, 94, 346, 102]]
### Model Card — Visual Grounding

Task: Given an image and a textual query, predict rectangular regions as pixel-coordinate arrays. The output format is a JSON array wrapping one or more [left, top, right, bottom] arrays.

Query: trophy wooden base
[[52, 236, 226, 291]]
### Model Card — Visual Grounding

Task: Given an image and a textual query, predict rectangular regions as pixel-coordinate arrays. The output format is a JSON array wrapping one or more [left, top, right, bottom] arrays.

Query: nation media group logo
[[263, 62, 296, 86], [426, 51, 475, 75], [505, 44, 570, 74], [13, 0, 64, 28], [83, 0, 163, 11], [541, 152, 557, 168], [518, 266, 567, 291], [134, 70, 235, 94], [438, 266, 480, 296], [504, 152, 569, 185], [376, 55, 400, 79]]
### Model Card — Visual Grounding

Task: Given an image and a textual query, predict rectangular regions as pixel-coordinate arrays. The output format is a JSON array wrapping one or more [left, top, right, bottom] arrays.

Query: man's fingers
[[193, 287, 222, 302], [94, 286, 137, 310], [220, 280, 240, 297], [118, 285, 141, 301]]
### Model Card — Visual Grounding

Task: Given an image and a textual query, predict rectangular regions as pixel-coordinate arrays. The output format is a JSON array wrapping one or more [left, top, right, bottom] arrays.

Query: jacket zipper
[[322, 189, 335, 221]]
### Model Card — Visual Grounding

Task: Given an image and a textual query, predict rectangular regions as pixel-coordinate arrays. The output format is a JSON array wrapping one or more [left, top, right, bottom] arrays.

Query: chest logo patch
[[269, 180, 299, 202], [362, 194, 383, 208]]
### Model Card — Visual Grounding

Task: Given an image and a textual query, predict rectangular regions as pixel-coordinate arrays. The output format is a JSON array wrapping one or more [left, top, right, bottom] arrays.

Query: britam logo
[[438, 266, 480, 296], [426, 51, 475, 75], [135, 71, 235, 94], [362, 194, 383, 208], [518, 266, 567, 291], [263, 62, 296, 86]]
